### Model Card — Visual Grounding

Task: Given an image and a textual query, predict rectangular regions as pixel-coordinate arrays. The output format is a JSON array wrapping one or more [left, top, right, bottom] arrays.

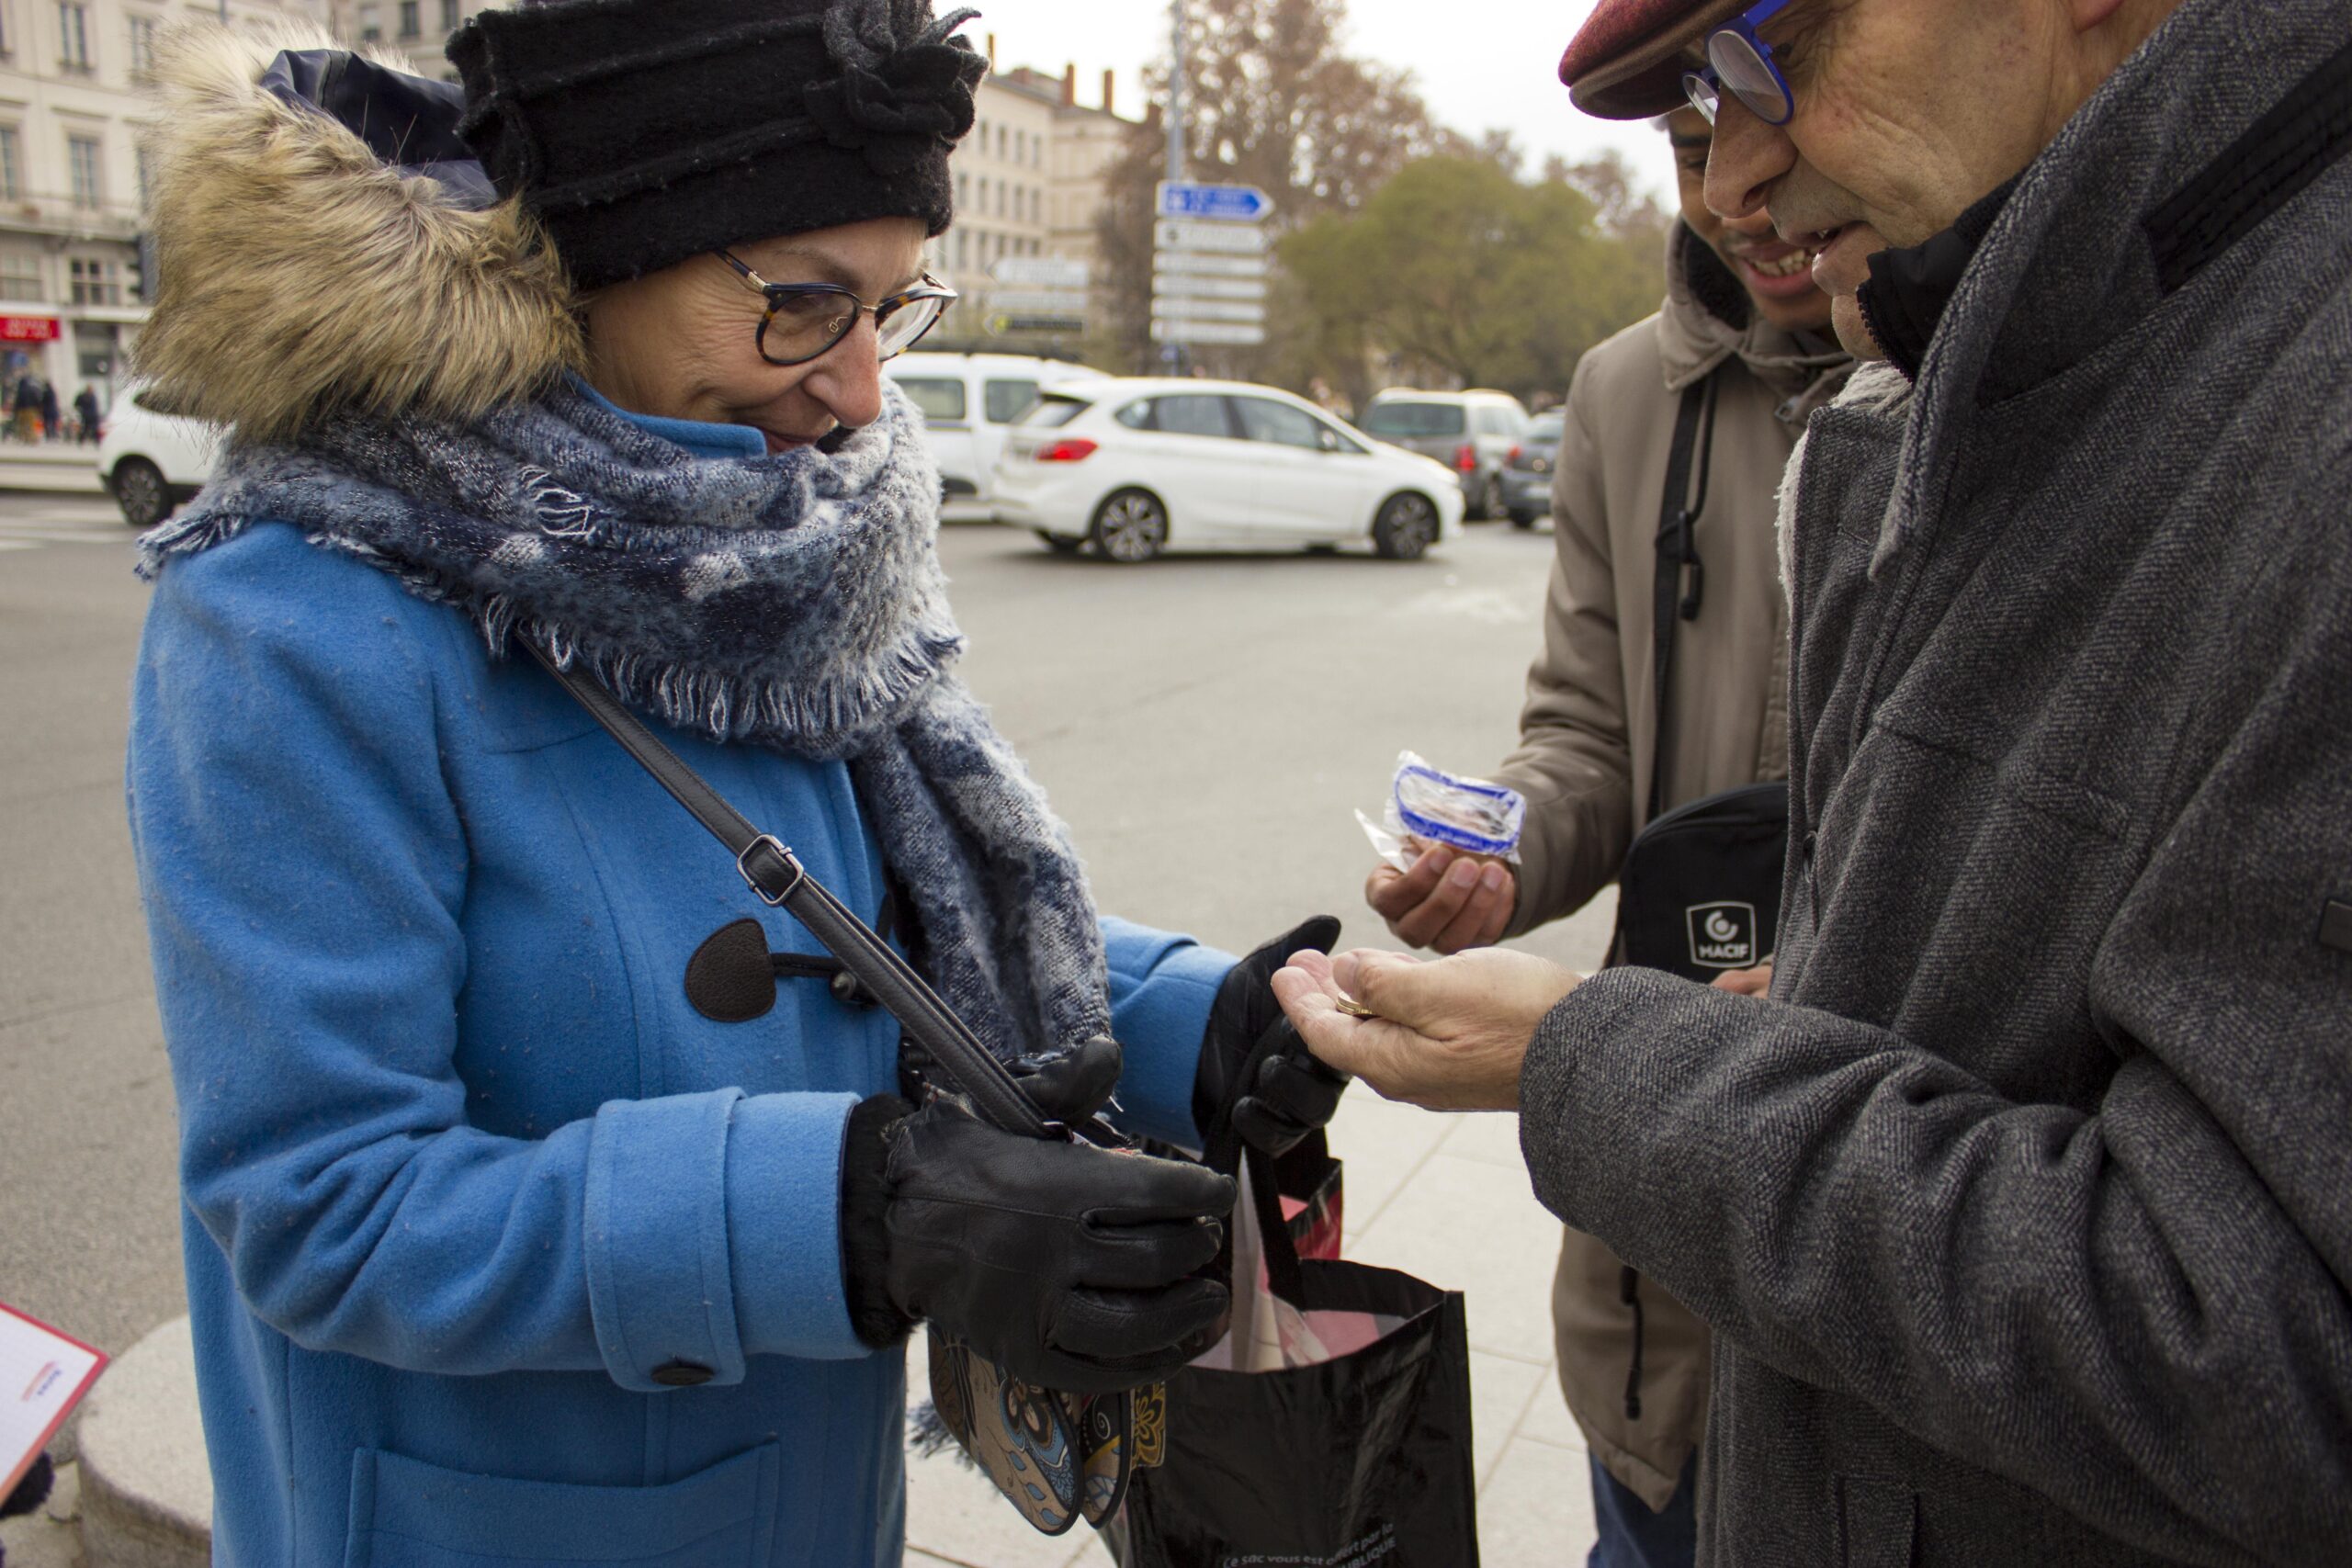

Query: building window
[[0, 127, 19, 202], [67, 135, 101, 210], [0, 252, 40, 302], [357, 2, 380, 40], [68, 254, 120, 306], [134, 146, 151, 210], [128, 12, 153, 73], [398, 0, 418, 37], [58, 0, 87, 69], [440, 0, 458, 29], [74, 318, 117, 381]]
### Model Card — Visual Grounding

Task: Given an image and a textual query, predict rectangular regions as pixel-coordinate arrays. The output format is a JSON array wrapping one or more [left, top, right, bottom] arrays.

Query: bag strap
[[1648, 370, 1721, 823], [525, 643, 1054, 1142], [1197, 1025, 1310, 1304]]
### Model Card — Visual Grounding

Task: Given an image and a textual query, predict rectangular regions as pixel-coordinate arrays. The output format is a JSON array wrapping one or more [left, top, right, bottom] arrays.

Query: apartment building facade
[[927, 55, 1133, 353], [0, 0, 327, 424]]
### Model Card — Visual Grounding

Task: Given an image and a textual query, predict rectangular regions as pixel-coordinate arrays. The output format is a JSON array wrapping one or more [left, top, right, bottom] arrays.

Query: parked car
[[96, 385, 220, 527], [1501, 409, 1566, 528], [887, 351, 1108, 522], [1356, 388, 1532, 523], [992, 378, 1464, 562]]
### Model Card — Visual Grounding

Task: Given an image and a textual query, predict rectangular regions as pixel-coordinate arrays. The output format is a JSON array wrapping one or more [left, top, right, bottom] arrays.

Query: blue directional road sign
[[1156, 181, 1275, 222]]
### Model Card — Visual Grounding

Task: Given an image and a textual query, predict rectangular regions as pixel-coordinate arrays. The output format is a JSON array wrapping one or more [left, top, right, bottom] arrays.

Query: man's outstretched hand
[[1364, 845, 1516, 953], [1271, 947, 1581, 1113]]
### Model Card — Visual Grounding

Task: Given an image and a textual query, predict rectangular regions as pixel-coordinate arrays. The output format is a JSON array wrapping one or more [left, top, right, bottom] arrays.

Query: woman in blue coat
[[123, 8, 1343, 1564]]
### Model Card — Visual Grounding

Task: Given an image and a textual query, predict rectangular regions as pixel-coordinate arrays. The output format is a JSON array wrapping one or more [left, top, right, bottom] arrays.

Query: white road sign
[[988, 290, 1091, 314], [1151, 298, 1268, 325], [991, 256, 1091, 288], [1151, 320, 1267, 346], [1152, 274, 1268, 301], [1153, 251, 1271, 279], [1155, 220, 1268, 254]]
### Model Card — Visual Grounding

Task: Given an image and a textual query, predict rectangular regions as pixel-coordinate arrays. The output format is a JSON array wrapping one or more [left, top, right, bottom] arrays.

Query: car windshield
[[1021, 395, 1091, 430], [1362, 401, 1465, 438], [1527, 412, 1565, 446]]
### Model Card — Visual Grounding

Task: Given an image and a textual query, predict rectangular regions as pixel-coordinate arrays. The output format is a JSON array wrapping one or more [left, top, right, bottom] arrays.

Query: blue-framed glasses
[[1683, 0, 1797, 127]]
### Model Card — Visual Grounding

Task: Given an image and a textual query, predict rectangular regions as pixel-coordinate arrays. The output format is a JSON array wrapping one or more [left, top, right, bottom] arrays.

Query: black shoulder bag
[[1611, 369, 1791, 985], [526, 644, 1159, 1539]]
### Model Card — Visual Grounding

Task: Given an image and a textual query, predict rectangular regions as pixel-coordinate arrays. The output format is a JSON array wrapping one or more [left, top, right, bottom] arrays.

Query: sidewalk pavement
[[0, 443, 104, 495]]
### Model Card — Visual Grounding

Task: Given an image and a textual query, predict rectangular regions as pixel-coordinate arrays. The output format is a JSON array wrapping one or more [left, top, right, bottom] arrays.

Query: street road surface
[[0, 491, 1611, 1388]]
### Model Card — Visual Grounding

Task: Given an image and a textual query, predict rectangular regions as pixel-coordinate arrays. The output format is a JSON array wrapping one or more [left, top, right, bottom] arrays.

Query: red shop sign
[[0, 316, 61, 343]]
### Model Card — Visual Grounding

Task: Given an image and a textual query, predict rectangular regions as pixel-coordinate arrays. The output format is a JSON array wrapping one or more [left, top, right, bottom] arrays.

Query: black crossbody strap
[[1648, 371, 1722, 822], [526, 643, 1052, 1141]]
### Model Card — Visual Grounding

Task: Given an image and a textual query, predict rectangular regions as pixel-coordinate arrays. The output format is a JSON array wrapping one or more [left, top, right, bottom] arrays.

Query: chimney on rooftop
[[986, 32, 997, 70], [1102, 69, 1115, 115], [1062, 64, 1077, 106]]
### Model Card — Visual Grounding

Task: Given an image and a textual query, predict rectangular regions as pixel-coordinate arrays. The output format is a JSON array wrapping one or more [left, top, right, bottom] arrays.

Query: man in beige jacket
[[1366, 111, 1849, 1564]]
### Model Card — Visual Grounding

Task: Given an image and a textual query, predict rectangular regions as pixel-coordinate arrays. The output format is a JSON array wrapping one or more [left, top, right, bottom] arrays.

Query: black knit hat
[[448, 0, 986, 290]]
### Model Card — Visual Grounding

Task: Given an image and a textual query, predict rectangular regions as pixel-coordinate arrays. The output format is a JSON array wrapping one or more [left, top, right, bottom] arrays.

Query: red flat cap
[[1559, 0, 1750, 119]]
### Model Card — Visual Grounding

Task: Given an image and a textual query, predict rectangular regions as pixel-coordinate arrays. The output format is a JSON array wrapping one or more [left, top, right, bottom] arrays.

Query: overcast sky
[[973, 0, 1676, 203]]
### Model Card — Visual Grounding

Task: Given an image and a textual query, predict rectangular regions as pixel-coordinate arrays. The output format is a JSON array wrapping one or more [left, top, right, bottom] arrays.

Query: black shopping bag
[[1106, 1130, 1480, 1566]]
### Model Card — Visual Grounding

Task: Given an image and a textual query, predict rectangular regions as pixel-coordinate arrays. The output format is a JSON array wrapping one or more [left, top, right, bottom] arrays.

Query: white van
[[888, 351, 1107, 522]]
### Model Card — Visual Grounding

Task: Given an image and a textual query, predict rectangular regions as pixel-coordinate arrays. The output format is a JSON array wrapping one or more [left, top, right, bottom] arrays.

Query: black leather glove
[[1196, 916, 1351, 1156], [839, 1095, 1233, 1394]]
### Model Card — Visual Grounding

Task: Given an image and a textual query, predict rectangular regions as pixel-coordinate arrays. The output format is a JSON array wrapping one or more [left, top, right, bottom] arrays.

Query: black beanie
[[448, 0, 986, 290]]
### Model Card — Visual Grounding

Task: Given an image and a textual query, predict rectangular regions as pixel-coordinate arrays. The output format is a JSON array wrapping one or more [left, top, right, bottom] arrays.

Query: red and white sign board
[[0, 1301, 106, 1501], [0, 315, 61, 343]]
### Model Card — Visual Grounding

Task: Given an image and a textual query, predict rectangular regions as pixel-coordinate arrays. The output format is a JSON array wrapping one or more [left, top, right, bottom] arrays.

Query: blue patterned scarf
[[138, 378, 1113, 1066]]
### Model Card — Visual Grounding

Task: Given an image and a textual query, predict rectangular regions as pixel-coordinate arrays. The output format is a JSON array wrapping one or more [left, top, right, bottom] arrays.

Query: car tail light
[[1035, 438, 1099, 463], [1454, 444, 1477, 472], [1506, 445, 1522, 465]]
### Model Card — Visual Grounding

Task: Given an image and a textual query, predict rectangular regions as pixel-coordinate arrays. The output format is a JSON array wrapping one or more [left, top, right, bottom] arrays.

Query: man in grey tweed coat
[[1275, 0, 2352, 1562]]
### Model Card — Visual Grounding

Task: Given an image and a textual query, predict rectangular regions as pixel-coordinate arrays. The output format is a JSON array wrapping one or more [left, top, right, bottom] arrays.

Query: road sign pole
[[1166, 0, 1186, 186]]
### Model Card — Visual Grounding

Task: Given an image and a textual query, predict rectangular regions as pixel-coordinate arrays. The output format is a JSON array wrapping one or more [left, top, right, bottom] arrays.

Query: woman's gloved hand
[[1196, 917, 1351, 1156], [840, 1095, 1233, 1394]]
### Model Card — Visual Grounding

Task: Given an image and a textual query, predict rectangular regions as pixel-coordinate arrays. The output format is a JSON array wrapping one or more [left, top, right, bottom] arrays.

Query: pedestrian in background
[[73, 384, 99, 443], [38, 379, 58, 443], [11, 371, 42, 441], [1292, 0, 2352, 1562], [1365, 107, 1849, 1567], [123, 6, 1344, 1564]]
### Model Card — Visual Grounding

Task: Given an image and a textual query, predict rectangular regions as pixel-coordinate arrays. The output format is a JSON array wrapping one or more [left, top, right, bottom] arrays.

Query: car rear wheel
[[110, 457, 174, 528], [1373, 492, 1440, 561], [1090, 489, 1168, 563], [1034, 529, 1084, 555]]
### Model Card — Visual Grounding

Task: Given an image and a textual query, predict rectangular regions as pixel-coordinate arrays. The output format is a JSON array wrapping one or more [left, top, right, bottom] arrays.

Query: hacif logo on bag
[[1687, 902, 1758, 969]]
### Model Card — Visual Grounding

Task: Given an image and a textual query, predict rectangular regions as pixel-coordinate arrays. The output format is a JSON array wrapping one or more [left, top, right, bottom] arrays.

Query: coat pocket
[[343, 1442, 781, 1568], [1837, 1473, 1917, 1568]]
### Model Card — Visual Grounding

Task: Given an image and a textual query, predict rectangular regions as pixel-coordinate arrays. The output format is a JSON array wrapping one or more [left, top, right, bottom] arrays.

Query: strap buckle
[[736, 835, 805, 907]]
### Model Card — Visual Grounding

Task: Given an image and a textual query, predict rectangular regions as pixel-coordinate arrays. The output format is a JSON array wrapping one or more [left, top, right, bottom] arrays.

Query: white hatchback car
[[886, 352, 1108, 523], [97, 385, 221, 527], [991, 378, 1464, 562]]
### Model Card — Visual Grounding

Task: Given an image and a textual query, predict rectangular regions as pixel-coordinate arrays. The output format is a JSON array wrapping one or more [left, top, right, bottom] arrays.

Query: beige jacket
[[1491, 226, 1850, 1510]]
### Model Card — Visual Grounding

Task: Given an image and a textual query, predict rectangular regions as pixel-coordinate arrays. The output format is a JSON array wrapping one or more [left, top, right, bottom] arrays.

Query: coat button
[[651, 1360, 713, 1387]]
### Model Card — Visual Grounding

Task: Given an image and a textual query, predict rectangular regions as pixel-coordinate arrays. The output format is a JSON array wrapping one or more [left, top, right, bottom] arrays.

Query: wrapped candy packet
[[1356, 750, 1525, 872]]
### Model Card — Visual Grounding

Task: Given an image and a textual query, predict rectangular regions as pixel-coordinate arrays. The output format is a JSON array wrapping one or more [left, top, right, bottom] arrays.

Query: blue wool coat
[[126, 412, 1230, 1568]]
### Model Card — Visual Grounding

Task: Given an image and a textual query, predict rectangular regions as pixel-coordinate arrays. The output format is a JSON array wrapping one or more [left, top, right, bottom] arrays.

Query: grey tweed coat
[[1519, 0, 2352, 1562]]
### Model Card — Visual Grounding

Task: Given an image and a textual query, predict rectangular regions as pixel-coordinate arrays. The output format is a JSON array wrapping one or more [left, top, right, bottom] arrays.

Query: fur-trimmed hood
[[134, 23, 582, 443]]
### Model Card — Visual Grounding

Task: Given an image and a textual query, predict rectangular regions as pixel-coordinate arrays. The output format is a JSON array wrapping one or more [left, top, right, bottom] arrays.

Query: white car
[[991, 378, 1464, 562], [97, 385, 220, 527], [887, 352, 1108, 522]]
